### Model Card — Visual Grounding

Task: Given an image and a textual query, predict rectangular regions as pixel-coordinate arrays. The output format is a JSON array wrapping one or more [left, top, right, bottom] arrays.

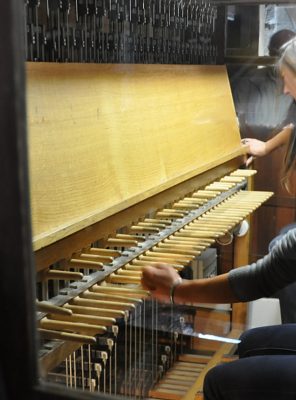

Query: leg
[[204, 355, 296, 400], [238, 324, 296, 358]]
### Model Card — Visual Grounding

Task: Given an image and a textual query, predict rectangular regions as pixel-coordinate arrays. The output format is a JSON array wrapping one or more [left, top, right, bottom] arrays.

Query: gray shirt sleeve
[[228, 228, 296, 302]]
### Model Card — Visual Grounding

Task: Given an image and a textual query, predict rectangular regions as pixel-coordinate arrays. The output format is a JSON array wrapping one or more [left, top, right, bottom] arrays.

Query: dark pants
[[203, 324, 296, 400]]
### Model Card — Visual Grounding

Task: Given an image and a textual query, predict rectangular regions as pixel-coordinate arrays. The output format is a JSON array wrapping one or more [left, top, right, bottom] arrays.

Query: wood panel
[[34, 158, 243, 270], [26, 63, 244, 250], [193, 307, 231, 352]]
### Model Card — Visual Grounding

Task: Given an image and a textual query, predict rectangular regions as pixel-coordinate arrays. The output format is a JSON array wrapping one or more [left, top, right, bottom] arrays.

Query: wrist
[[169, 277, 183, 305], [264, 140, 272, 155]]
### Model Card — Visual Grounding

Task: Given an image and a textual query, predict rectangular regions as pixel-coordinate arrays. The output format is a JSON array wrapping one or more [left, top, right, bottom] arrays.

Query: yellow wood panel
[[26, 63, 243, 249]]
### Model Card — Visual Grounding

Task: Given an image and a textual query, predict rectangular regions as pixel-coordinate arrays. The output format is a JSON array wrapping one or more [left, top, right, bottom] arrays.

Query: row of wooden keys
[[37, 169, 272, 347]]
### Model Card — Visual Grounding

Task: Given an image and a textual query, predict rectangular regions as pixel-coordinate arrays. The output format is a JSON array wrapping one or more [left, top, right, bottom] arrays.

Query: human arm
[[242, 123, 294, 166], [142, 228, 296, 305], [141, 263, 238, 305], [229, 228, 296, 301]]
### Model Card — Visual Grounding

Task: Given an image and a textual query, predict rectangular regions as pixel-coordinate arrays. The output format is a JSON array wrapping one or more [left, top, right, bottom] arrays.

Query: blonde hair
[[281, 127, 296, 192], [278, 37, 296, 75]]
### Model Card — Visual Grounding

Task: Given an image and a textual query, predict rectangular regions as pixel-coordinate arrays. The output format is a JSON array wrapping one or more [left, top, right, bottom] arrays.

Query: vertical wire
[[46, 0, 49, 18], [114, 335, 117, 394], [65, 356, 69, 387], [143, 299, 146, 398], [42, 281, 48, 301], [138, 303, 142, 398], [180, 317, 185, 355], [170, 301, 174, 366], [109, 353, 112, 395], [69, 354, 73, 388], [129, 311, 133, 397], [134, 306, 137, 399], [73, 350, 77, 389], [88, 344, 92, 391], [155, 300, 158, 384], [125, 312, 128, 397], [109, 344, 112, 395], [103, 356, 106, 394], [81, 346, 85, 390], [96, 364, 101, 392], [174, 331, 178, 364], [151, 298, 154, 384]]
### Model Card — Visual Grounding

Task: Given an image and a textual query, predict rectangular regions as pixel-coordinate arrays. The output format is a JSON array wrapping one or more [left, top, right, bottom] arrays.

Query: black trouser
[[203, 324, 296, 400]]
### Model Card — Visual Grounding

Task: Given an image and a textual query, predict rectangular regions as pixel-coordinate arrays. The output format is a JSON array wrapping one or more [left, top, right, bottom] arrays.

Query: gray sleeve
[[228, 228, 296, 302]]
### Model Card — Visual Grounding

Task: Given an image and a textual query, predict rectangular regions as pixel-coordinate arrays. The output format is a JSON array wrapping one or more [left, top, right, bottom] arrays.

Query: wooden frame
[[0, 2, 113, 400], [0, 2, 247, 400], [0, 1, 37, 398]]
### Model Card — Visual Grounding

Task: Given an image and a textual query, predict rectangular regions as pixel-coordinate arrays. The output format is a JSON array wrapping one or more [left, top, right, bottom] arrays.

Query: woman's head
[[278, 38, 296, 100]]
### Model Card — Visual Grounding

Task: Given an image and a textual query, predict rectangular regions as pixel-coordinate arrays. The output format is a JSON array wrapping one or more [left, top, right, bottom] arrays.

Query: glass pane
[[260, 5, 296, 56]]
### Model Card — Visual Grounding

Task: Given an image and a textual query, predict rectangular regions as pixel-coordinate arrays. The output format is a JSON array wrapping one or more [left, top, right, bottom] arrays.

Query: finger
[[141, 279, 155, 291], [245, 156, 254, 167], [152, 262, 173, 271], [284, 123, 294, 130], [141, 266, 157, 290], [141, 277, 155, 291]]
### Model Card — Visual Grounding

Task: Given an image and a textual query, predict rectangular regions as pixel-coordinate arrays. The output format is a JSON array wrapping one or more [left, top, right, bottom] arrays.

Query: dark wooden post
[[0, 2, 38, 398]]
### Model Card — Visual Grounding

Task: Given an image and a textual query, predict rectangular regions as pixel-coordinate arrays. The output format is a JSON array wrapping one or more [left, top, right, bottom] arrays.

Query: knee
[[237, 328, 258, 357], [237, 326, 274, 357], [203, 368, 217, 400], [203, 365, 224, 400], [238, 325, 292, 358]]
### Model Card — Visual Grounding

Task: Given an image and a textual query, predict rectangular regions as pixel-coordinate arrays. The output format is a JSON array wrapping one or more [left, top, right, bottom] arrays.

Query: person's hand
[[241, 138, 267, 167], [141, 263, 181, 303]]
